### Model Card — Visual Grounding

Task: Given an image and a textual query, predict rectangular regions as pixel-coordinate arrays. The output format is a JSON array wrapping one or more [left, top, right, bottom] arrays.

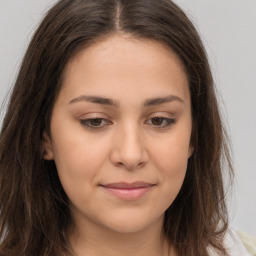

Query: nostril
[[115, 160, 146, 170], [138, 161, 145, 167], [117, 162, 123, 166]]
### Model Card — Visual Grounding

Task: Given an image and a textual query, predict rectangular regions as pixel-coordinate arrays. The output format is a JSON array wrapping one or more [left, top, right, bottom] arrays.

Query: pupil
[[152, 117, 163, 125], [91, 118, 102, 126]]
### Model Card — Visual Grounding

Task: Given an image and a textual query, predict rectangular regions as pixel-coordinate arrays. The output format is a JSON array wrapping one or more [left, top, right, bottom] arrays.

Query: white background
[[0, 0, 255, 236]]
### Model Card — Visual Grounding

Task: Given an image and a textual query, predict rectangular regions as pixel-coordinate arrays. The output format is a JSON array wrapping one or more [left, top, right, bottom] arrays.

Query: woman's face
[[43, 35, 193, 234]]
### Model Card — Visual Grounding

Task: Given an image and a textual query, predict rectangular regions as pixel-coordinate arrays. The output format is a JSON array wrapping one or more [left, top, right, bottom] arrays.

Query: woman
[[0, 0, 254, 255]]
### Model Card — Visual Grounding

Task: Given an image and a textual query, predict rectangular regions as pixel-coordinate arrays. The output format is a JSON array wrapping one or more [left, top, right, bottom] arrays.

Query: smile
[[100, 182, 155, 200]]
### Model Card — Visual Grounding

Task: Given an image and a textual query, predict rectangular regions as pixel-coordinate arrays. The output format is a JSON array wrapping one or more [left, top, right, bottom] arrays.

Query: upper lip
[[101, 182, 154, 189]]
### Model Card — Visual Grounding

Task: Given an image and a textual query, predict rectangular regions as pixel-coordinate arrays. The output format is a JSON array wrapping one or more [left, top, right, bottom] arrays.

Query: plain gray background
[[0, 0, 255, 235]]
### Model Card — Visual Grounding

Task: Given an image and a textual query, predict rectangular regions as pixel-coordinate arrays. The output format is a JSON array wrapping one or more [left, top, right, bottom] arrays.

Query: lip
[[100, 182, 155, 200]]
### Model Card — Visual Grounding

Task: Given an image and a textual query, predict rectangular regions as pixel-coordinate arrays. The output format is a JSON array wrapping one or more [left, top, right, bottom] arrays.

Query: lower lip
[[101, 186, 152, 200]]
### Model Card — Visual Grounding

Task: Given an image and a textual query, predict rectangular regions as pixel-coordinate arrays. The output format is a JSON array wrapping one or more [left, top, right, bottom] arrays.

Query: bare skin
[[43, 34, 192, 256]]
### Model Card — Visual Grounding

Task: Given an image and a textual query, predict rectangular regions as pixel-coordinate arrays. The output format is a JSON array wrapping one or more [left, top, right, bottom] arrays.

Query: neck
[[68, 215, 176, 256]]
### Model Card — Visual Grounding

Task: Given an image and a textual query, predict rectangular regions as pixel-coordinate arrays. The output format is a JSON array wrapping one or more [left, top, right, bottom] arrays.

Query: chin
[[99, 211, 164, 234]]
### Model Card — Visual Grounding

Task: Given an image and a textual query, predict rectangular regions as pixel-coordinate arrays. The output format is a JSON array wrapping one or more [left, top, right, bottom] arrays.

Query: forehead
[[60, 34, 189, 104]]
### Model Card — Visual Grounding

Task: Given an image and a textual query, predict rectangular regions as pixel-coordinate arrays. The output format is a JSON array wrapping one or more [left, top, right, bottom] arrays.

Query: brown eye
[[151, 117, 165, 126], [89, 118, 104, 126], [80, 118, 111, 129], [146, 117, 176, 129]]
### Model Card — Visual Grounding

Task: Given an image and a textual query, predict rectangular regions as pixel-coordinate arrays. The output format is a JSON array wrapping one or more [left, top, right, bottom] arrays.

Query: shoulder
[[222, 229, 256, 256], [236, 230, 256, 256], [208, 228, 256, 256]]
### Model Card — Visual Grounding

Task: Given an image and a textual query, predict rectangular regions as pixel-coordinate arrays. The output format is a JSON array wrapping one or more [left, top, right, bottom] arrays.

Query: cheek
[[152, 134, 190, 173], [149, 133, 190, 200], [51, 129, 111, 189], [51, 137, 111, 213], [158, 149, 187, 195]]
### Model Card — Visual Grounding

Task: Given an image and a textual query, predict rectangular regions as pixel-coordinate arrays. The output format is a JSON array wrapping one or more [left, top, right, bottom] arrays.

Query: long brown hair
[[0, 0, 233, 255]]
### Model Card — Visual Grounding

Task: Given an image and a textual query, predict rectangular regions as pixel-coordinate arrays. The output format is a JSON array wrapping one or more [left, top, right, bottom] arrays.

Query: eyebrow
[[69, 95, 120, 107], [69, 95, 184, 107], [143, 95, 184, 107]]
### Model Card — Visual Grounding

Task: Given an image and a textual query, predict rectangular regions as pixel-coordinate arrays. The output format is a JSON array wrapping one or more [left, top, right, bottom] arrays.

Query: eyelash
[[80, 118, 112, 129], [80, 116, 176, 130], [145, 116, 176, 129]]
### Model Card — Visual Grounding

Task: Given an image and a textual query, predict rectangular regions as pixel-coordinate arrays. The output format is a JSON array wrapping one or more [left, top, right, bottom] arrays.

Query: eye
[[146, 116, 176, 129], [80, 118, 112, 129]]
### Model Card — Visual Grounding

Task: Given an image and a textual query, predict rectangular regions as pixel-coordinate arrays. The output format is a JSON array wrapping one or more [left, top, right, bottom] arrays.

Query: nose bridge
[[121, 121, 142, 153], [110, 119, 148, 170]]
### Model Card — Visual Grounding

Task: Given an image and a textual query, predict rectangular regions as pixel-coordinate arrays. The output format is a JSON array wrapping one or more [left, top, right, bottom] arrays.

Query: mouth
[[99, 182, 155, 200]]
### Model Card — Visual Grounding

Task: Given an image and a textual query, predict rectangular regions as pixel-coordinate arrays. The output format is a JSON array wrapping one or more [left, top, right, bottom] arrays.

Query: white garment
[[208, 229, 251, 256]]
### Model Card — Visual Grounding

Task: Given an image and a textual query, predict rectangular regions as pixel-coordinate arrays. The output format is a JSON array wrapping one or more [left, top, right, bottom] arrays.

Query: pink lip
[[100, 182, 155, 200]]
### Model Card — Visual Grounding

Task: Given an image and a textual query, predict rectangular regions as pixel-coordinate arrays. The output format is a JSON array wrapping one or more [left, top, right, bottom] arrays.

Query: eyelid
[[145, 117, 175, 125], [144, 112, 176, 129], [78, 112, 109, 119], [78, 112, 113, 129], [80, 117, 112, 130], [146, 112, 175, 121]]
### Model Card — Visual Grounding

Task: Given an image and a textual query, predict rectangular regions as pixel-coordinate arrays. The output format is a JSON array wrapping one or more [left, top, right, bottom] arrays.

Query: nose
[[109, 122, 149, 171]]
